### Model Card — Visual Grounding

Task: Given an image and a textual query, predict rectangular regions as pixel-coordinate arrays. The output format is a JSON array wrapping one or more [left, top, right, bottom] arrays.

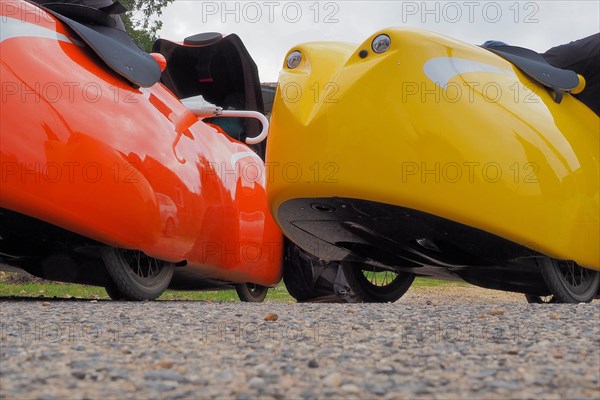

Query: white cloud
[[158, 1, 600, 82]]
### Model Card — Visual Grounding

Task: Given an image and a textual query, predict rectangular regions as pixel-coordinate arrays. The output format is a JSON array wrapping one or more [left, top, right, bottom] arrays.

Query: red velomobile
[[0, 0, 283, 301]]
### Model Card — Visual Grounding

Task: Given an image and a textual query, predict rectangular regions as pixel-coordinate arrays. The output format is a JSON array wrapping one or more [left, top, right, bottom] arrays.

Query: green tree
[[120, 0, 174, 52]]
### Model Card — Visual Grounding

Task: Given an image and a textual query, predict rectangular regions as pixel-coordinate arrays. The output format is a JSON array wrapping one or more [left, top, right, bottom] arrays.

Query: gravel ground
[[1, 287, 599, 400]]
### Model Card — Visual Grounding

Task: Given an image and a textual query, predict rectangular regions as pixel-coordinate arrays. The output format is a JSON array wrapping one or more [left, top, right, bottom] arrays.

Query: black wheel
[[524, 294, 557, 304], [282, 242, 334, 302], [102, 248, 174, 301], [104, 281, 127, 300], [235, 283, 269, 302], [343, 263, 415, 303], [538, 258, 600, 303]]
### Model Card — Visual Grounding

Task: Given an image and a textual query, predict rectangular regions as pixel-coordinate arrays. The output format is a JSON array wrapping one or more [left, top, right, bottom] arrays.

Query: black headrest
[[184, 32, 223, 47]]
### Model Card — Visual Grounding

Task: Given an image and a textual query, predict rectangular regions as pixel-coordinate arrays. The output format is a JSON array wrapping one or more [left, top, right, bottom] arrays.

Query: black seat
[[153, 34, 265, 143], [484, 45, 580, 103]]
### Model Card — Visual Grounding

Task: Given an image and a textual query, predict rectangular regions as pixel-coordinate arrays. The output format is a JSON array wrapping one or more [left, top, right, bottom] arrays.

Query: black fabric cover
[[543, 33, 599, 116], [153, 35, 265, 149]]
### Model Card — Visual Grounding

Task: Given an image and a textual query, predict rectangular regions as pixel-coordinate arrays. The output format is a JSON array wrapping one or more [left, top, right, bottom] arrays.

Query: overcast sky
[[157, 1, 600, 82]]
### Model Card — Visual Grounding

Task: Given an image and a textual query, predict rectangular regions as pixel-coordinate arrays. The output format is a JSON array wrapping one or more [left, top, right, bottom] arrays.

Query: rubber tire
[[104, 281, 127, 301], [235, 283, 269, 302], [524, 294, 557, 304], [344, 264, 415, 303], [282, 242, 334, 302], [538, 258, 600, 303], [102, 248, 174, 301]]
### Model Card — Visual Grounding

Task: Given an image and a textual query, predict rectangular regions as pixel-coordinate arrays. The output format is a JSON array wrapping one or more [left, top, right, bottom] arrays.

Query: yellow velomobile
[[266, 28, 599, 304]]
